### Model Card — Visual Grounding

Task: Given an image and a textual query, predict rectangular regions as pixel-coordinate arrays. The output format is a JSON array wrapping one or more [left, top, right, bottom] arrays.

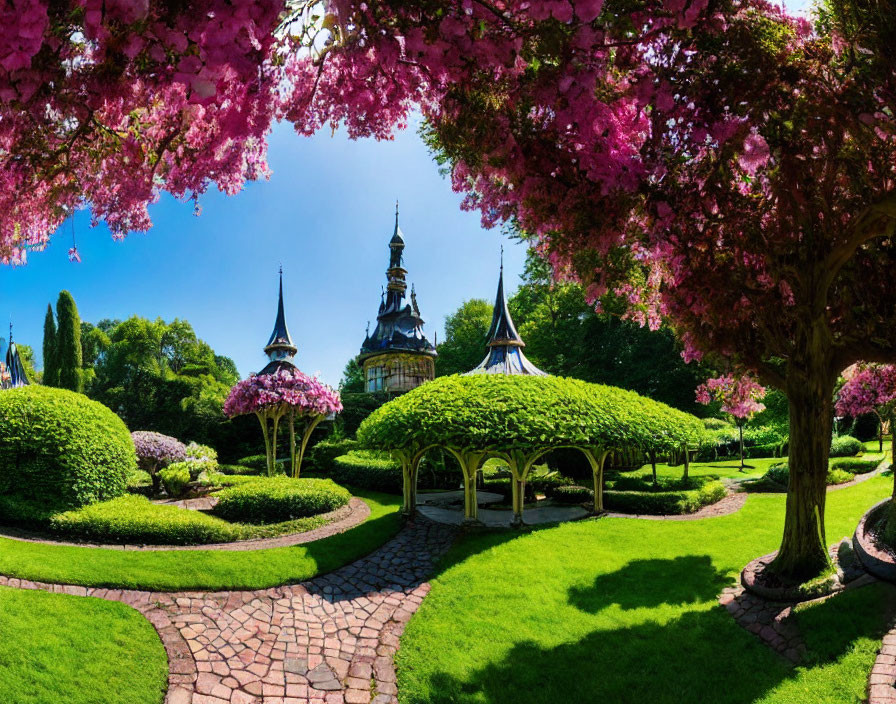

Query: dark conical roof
[[263, 268, 297, 364], [465, 258, 546, 376], [4, 325, 29, 387], [389, 201, 404, 246]]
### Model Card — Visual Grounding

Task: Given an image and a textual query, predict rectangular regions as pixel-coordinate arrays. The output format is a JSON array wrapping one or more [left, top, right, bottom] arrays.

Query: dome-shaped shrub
[[0, 386, 136, 507]]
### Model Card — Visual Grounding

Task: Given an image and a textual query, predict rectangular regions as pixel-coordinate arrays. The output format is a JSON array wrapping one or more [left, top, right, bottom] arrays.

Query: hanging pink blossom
[[835, 365, 896, 419]]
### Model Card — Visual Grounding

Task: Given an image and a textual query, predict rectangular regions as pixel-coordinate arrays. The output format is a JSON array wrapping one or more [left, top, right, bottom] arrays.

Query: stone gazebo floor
[[415, 491, 590, 527]]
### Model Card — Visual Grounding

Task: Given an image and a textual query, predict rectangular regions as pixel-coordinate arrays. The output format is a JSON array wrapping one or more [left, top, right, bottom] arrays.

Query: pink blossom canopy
[[224, 368, 342, 419], [696, 374, 767, 420], [835, 365, 896, 418]]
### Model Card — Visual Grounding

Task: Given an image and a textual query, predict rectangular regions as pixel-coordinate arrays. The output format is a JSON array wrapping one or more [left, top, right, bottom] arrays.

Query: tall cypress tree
[[55, 291, 83, 392], [42, 304, 58, 387]]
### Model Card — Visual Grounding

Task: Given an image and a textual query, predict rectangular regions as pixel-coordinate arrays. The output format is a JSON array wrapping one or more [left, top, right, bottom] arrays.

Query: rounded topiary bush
[[0, 386, 136, 507], [214, 477, 351, 524], [132, 431, 186, 473], [830, 435, 863, 458]]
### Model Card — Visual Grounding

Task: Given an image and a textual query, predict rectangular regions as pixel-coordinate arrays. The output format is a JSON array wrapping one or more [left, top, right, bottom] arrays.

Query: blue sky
[[0, 118, 525, 386]]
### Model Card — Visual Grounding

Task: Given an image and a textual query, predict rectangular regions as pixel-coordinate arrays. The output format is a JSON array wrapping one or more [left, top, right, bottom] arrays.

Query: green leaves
[[358, 375, 705, 455]]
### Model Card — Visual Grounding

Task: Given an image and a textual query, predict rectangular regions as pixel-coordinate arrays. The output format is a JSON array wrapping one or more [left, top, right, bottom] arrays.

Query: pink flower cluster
[[696, 374, 766, 420], [835, 365, 896, 418], [223, 368, 342, 419], [131, 430, 187, 471]]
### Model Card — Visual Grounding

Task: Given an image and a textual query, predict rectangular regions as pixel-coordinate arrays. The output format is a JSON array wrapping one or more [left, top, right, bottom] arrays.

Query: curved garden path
[[0, 516, 457, 704], [0, 497, 370, 551]]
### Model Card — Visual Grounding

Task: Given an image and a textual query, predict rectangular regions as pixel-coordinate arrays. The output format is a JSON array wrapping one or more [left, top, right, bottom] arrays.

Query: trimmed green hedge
[[308, 438, 359, 472], [751, 462, 858, 492], [50, 495, 242, 545], [358, 375, 705, 456], [830, 457, 881, 474], [213, 477, 351, 524], [604, 480, 726, 515], [830, 435, 863, 458], [329, 451, 403, 493], [552, 485, 594, 504], [0, 386, 135, 507]]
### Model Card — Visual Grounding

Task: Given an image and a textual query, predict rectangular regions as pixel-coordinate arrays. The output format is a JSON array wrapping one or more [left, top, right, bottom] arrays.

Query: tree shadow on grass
[[407, 584, 895, 704], [568, 555, 729, 612]]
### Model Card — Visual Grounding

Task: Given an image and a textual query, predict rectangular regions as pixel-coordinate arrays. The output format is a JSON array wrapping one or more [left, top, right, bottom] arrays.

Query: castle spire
[[465, 251, 546, 376], [262, 267, 297, 371]]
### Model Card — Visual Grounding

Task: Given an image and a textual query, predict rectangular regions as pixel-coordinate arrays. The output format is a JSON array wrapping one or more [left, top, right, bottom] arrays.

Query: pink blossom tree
[[224, 368, 342, 478], [836, 364, 896, 466], [4, 0, 896, 581], [697, 375, 767, 472]]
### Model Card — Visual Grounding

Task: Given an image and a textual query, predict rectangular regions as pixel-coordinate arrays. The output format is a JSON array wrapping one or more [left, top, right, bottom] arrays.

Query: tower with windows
[[358, 204, 436, 393]]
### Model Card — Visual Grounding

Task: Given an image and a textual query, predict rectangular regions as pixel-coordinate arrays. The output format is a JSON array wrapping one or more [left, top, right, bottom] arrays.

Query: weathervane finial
[[500, 245, 504, 273]]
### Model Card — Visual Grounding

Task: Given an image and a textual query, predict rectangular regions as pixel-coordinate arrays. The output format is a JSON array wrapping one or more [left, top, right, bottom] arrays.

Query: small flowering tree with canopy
[[697, 375, 767, 471], [224, 368, 342, 478], [836, 364, 896, 465], [4, 0, 896, 581], [131, 430, 187, 494]]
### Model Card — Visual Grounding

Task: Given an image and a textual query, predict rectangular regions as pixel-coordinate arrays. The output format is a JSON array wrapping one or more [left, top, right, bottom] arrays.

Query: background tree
[[16, 344, 39, 384], [42, 304, 57, 387], [697, 375, 768, 471], [435, 299, 493, 376], [55, 291, 82, 392], [339, 359, 364, 393]]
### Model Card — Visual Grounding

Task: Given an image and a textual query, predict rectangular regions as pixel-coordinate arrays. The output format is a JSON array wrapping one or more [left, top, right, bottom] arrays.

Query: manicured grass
[[0, 587, 167, 704], [397, 475, 893, 704], [628, 456, 782, 482], [0, 490, 402, 591]]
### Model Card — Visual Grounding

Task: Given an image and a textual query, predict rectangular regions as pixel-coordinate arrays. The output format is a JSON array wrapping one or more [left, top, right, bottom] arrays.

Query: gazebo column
[[396, 450, 421, 517], [505, 449, 545, 529], [583, 447, 609, 514], [448, 449, 487, 525]]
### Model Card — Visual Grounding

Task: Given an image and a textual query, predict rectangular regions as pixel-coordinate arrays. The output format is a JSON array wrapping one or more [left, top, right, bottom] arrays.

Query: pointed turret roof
[[390, 201, 404, 246], [465, 253, 547, 376], [4, 324, 29, 388], [261, 268, 298, 375]]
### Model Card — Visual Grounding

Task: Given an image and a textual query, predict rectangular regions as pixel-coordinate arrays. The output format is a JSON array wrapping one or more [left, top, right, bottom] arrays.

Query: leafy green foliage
[[335, 391, 392, 437], [308, 438, 359, 472], [830, 435, 863, 458], [829, 457, 881, 474], [159, 464, 191, 498], [0, 386, 135, 507], [435, 298, 493, 376], [50, 495, 242, 545], [755, 462, 856, 491], [55, 291, 83, 392], [358, 375, 705, 455], [551, 485, 594, 504], [330, 451, 402, 493], [42, 303, 58, 387], [339, 358, 365, 393], [213, 477, 351, 524], [604, 480, 727, 514], [82, 315, 244, 456]]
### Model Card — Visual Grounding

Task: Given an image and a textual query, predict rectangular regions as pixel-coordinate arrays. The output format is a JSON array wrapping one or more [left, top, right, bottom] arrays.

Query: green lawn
[[397, 474, 894, 704], [0, 490, 402, 591], [0, 587, 168, 704]]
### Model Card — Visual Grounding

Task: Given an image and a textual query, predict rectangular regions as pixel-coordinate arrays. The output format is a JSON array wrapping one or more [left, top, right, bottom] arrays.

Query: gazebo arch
[[357, 375, 705, 526]]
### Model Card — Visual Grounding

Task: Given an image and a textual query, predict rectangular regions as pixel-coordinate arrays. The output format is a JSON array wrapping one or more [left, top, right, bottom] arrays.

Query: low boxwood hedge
[[329, 451, 403, 493], [0, 386, 135, 507], [50, 495, 243, 545], [308, 438, 359, 472], [750, 462, 858, 492], [830, 457, 881, 474], [552, 485, 594, 504], [213, 477, 351, 524], [603, 480, 727, 515]]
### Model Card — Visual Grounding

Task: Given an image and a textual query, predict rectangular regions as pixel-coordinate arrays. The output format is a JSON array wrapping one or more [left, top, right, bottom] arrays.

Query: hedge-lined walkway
[[0, 497, 371, 552], [0, 516, 456, 704]]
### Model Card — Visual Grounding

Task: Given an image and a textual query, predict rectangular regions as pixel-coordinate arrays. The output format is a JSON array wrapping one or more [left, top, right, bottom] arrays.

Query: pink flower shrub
[[696, 374, 767, 420], [223, 368, 342, 419]]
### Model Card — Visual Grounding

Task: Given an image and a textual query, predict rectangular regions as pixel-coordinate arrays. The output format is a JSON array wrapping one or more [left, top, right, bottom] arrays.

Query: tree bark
[[771, 357, 836, 581], [739, 424, 745, 471]]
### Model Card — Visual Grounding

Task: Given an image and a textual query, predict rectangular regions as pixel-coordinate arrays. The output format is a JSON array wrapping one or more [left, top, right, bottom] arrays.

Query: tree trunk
[[682, 445, 690, 481], [771, 360, 836, 581], [880, 413, 884, 453], [650, 451, 657, 485], [739, 424, 745, 471]]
